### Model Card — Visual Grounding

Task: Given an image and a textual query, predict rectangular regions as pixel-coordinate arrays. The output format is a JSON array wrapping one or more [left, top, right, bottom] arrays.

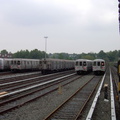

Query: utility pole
[[118, 0, 120, 101], [44, 36, 48, 60]]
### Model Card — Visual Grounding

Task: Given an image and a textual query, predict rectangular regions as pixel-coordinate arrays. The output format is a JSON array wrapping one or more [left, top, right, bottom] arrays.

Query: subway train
[[92, 59, 106, 75], [75, 59, 92, 75], [10, 58, 41, 72], [0, 58, 12, 71], [0, 58, 74, 73], [41, 58, 75, 74]]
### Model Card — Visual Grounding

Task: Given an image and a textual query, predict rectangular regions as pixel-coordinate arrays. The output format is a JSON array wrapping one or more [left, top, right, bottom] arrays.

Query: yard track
[[44, 75, 101, 120], [0, 71, 80, 114]]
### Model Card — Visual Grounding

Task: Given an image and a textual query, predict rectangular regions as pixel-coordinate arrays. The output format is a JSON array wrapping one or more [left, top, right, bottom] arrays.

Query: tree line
[[0, 49, 120, 62]]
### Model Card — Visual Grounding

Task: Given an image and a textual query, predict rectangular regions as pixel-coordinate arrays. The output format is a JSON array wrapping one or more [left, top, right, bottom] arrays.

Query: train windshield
[[83, 62, 86, 66], [93, 62, 96, 66], [76, 61, 78, 66], [17, 61, 20, 65], [97, 62, 100, 66], [101, 62, 104, 66], [80, 62, 82, 66]]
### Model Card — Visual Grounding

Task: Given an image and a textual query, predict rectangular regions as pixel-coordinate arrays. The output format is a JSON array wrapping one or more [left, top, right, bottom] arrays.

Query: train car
[[10, 58, 41, 72], [0, 58, 12, 71], [75, 59, 92, 75], [41, 58, 74, 74], [92, 59, 106, 75]]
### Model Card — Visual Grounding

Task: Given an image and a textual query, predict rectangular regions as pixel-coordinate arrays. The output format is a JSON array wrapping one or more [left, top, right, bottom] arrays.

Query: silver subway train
[[10, 58, 41, 72], [41, 58, 75, 74], [0, 58, 74, 73], [75, 59, 92, 75], [92, 59, 106, 75], [0, 58, 12, 71]]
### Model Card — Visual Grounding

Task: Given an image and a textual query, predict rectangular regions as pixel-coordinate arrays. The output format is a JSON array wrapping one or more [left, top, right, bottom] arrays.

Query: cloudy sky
[[0, 0, 119, 54]]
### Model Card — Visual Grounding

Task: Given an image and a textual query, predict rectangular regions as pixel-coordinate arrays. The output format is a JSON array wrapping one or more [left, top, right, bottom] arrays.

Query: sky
[[0, 0, 119, 54]]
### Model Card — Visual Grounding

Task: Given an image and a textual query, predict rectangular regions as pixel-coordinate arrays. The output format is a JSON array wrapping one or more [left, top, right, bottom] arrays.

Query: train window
[[83, 62, 86, 66], [94, 62, 96, 66], [17, 61, 20, 65], [14, 61, 16, 65], [76, 62, 78, 66], [80, 62, 82, 66], [97, 62, 100, 66], [11, 61, 13, 65], [101, 62, 104, 66]]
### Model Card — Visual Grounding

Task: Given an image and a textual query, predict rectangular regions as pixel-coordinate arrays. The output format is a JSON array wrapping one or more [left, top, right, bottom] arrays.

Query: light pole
[[44, 36, 48, 60]]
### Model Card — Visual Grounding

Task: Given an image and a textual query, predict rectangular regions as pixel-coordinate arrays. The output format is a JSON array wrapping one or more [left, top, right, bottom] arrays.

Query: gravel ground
[[0, 74, 94, 120]]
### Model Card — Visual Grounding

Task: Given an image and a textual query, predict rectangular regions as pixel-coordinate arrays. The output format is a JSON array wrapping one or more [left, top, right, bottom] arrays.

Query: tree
[[0, 49, 8, 55], [97, 50, 107, 59]]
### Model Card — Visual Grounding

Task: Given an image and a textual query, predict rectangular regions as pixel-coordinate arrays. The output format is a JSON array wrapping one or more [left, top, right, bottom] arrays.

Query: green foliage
[[13, 49, 46, 59], [0, 49, 120, 62], [0, 49, 8, 54]]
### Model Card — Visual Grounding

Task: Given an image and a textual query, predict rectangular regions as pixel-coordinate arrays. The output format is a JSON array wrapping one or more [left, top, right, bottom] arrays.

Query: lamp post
[[118, 0, 120, 101], [44, 36, 48, 60]]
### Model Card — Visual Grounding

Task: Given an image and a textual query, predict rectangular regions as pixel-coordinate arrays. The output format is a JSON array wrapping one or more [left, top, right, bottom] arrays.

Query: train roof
[[93, 59, 105, 62], [11, 58, 40, 61], [75, 59, 92, 62], [42, 58, 74, 62]]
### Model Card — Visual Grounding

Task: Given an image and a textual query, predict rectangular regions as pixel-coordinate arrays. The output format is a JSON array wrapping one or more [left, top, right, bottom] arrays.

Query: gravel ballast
[[0, 75, 94, 120]]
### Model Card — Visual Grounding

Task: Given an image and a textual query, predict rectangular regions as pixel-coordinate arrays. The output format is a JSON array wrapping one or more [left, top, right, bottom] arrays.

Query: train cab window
[[101, 62, 104, 66], [11, 61, 13, 65], [44, 61, 46, 64], [14, 61, 16, 65], [94, 62, 96, 66], [83, 62, 86, 66], [80, 62, 82, 66], [17, 61, 20, 65], [97, 62, 100, 66], [76, 62, 78, 66]]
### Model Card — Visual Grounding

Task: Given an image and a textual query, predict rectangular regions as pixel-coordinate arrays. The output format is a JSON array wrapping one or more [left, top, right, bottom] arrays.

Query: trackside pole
[[118, 0, 120, 101], [118, 60, 120, 101]]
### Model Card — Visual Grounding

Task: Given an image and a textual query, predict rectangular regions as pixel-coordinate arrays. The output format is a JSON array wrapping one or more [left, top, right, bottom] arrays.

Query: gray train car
[[41, 58, 74, 74], [92, 59, 106, 75], [75, 59, 92, 75], [0, 58, 12, 71], [10, 58, 41, 72]]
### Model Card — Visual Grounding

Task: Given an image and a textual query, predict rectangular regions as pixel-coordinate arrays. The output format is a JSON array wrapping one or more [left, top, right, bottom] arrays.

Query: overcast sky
[[0, 0, 119, 54]]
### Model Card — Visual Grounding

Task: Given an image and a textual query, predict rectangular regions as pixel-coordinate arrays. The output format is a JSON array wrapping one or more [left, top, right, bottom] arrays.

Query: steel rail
[[0, 73, 75, 98], [0, 71, 41, 80], [0, 74, 81, 114], [43, 76, 100, 120], [86, 73, 106, 120], [110, 69, 116, 120]]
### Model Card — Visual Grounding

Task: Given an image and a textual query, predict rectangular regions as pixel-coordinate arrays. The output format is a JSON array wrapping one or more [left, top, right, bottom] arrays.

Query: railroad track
[[0, 71, 75, 93], [44, 76, 101, 120], [111, 67, 120, 120], [0, 72, 81, 114], [0, 71, 15, 76]]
